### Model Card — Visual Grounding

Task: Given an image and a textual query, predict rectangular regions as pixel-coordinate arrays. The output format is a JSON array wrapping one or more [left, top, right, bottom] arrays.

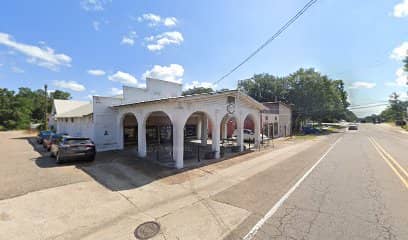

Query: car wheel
[[56, 152, 63, 164], [88, 155, 95, 161]]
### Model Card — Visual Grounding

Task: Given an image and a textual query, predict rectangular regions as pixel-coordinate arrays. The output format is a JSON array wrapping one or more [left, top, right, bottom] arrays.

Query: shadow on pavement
[[26, 137, 254, 192]]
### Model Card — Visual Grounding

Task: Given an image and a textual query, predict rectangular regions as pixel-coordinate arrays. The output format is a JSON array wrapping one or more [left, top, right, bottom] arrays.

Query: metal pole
[[197, 145, 200, 162], [44, 84, 48, 130]]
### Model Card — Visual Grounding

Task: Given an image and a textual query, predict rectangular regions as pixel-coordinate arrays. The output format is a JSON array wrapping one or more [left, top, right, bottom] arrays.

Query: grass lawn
[[292, 134, 318, 140]]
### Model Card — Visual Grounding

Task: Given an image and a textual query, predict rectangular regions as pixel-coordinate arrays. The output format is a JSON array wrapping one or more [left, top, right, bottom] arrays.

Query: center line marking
[[242, 136, 343, 240], [369, 137, 408, 189]]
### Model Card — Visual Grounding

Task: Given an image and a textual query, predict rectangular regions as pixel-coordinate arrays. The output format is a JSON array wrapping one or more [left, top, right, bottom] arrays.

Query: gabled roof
[[53, 99, 92, 118], [56, 103, 93, 118]]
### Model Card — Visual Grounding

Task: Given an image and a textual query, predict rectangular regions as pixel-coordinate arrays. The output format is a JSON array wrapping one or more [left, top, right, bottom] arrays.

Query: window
[[227, 96, 235, 104], [184, 125, 197, 138]]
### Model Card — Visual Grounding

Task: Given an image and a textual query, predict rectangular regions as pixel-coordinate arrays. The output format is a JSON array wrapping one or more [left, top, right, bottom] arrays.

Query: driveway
[[0, 131, 91, 200]]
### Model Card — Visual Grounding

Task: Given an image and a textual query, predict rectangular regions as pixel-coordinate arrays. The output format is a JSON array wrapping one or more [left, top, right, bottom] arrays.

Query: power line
[[348, 101, 388, 108], [214, 0, 319, 86], [348, 103, 389, 110]]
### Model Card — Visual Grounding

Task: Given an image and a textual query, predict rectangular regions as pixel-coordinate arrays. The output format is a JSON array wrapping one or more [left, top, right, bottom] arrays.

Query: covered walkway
[[112, 90, 265, 169]]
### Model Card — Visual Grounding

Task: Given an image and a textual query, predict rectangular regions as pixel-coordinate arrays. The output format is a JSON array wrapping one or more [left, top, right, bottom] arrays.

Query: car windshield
[[64, 139, 92, 145]]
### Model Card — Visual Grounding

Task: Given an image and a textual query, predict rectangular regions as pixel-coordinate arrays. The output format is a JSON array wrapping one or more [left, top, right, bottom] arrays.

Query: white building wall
[[55, 116, 94, 139], [122, 78, 182, 104], [92, 96, 122, 152], [279, 104, 292, 137]]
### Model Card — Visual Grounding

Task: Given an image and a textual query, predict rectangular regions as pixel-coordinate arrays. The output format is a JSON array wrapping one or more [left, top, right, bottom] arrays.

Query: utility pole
[[44, 84, 48, 130]]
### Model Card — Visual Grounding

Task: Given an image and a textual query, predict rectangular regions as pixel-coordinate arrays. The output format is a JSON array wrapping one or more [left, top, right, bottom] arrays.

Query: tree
[[0, 87, 71, 130], [239, 68, 352, 130], [380, 92, 407, 122], [238, 73, 289, 103], [51, 90, 71, 100], [182, 87, 214, 96], [404, 55, 408, 73]]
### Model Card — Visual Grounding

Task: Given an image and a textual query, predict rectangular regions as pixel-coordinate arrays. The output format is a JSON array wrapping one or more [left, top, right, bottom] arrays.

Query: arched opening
[[145, 111, 173, 166], [220, 114, 240, 156], [183, 111, 214, 164], [122, 113, 138, 147], [243, 114, 256, 144]]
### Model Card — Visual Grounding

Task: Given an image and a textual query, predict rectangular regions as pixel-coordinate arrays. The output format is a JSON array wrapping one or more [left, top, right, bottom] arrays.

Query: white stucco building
[[50, 78, 292, 169]]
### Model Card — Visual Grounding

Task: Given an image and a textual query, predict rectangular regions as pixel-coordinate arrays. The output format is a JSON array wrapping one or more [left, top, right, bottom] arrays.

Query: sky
[[0, 0, 407, 117]]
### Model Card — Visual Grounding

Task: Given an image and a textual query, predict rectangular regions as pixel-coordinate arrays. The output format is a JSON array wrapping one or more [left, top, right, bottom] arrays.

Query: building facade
[[50, 78, 266, 169], [261, 102, 292, 138]]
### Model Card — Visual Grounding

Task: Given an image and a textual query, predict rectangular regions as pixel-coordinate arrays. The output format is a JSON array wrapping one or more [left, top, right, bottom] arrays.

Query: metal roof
[[54, 100, 92, 118]]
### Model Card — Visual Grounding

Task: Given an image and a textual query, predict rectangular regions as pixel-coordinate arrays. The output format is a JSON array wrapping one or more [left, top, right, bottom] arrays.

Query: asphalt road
[[220, 124, 408, 240]]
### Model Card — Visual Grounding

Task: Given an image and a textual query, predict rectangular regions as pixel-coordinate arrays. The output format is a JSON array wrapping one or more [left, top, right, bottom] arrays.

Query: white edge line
[[242, 136, 343, 240]]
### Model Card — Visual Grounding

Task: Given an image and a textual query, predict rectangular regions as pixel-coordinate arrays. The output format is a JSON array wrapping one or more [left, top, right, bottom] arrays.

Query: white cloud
[[398, 92, 408, 100], [80, 0, 110, 11], [108, 71, 138, 86], [53, 80, 86, 92], [121, 37, 134, 46], [110, 87, 123, 95], [390, 42, 408, 61], [0, 32, 71, 70], [92, 21, 100, 31], [163, 17, 178, 27], [393, 0, 408, 18], [349, 81, 376, 89], [385, 67, 408, 87], [137, 13, 178, 27], [142, 64, 184, 83], [121, 31, 137, 46], [395, 67, 408, 86], [145, 31, 184, 51], [138, 13, 161, 26], [87, 69, 105, 76], [11, 66, 24, 73], [184, 81, 216, 90]]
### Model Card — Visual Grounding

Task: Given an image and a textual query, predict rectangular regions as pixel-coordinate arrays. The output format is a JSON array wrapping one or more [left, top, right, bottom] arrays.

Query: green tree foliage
[[0, 87, 71, 130], [404, 55, 408, 73], [380, 92, 408, 122], [182, 87, 214, 96], [238, 68, 356, 129]]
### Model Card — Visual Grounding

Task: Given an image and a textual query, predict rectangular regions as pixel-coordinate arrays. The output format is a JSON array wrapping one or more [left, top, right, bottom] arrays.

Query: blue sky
[[0, 0, 407, 117]]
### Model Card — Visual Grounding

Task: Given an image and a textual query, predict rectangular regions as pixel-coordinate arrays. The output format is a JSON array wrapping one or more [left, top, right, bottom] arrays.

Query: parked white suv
[[232, 129, 268, 142]]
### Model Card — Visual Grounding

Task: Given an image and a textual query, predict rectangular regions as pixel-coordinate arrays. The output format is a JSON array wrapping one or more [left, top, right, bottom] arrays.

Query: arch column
[[212, 117, 221, 159], [201, 114, 208, 145], [173, 121, 184, 169], [137, 114, 146, 158], [117, 113, 124, 150], [254, 113, 261, 148], [237, 116, 244, 152]]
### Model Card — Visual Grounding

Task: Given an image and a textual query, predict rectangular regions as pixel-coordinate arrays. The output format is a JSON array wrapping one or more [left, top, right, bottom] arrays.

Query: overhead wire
[[213, 0, 319, 86]]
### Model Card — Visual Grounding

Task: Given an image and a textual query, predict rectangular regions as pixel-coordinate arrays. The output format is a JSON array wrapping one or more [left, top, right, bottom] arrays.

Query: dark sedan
[[50, 137, 95, 163], [37, 130, 53, 144], [43, 133, 63, 151]]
